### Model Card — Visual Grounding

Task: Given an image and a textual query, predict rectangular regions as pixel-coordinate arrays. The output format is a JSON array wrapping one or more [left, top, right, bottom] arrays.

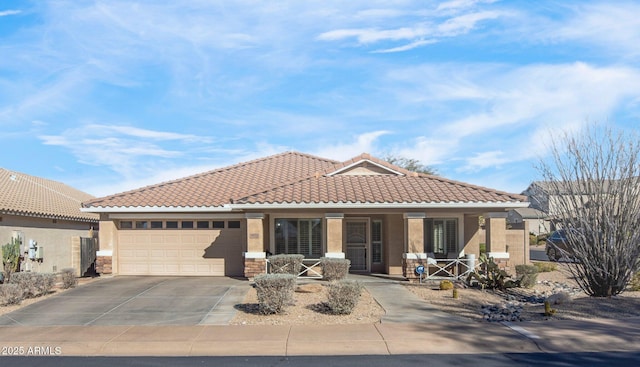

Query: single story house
[[507, 207, 550, 235], [0, 168, 99, 275], [82, 152, 530, 279]]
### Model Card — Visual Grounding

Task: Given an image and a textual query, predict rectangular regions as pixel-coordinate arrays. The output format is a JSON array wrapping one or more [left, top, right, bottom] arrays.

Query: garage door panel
[[118, 230, 239, 276]]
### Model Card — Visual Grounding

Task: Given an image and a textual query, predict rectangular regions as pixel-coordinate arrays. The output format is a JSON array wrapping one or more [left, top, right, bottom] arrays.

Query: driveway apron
[[0, 276, 250, 326]]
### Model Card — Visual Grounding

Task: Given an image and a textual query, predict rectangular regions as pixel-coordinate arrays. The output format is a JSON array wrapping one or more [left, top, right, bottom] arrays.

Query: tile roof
[[0, 168, 99, 222], [237, 174, 527, 205], [84, 152, 341, 208], [84, 151, 527, 210]]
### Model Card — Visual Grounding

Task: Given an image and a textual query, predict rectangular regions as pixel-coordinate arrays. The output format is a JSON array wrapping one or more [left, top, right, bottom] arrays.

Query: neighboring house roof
[[0, 168, 99, 222], [525, 180, 618, 195], [510, 208, 548, 220], [83, 152, 528, 211]]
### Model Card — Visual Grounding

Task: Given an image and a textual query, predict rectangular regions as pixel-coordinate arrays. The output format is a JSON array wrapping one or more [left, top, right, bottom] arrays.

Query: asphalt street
[[4, 352, 640, 367]]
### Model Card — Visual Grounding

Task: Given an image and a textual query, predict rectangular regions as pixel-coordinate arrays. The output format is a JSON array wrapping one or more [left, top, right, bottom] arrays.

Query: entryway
[[345, 219, 368, 272]]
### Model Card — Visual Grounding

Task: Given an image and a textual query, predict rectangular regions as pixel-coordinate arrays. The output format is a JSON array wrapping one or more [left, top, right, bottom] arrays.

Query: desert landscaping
[[230, 262, 640, 325]]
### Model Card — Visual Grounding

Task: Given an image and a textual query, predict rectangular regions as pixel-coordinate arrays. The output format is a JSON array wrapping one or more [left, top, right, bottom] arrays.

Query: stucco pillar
[[463, 214, 481, 257], [325, 213, 345, 258], [485, 212, 509, 269], [96, 219, 115, 275], [402, 213, 426, 279], [244, 213, 266, 279]]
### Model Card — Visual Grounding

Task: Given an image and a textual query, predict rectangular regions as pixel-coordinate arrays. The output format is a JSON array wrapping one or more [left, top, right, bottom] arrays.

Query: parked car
[[545, 229, 573, 261]]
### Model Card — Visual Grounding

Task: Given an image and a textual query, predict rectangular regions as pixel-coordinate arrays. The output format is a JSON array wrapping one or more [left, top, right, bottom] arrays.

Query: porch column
[[244, 213, 266, 279], [402, 213, 426, 280], [324, 213, 345, 258], [485, 212, 509, 270]]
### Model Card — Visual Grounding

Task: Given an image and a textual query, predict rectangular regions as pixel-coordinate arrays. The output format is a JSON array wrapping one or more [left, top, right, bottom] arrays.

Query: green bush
[[0, 284, 24, 306], [60, 268, 78, 289], [629, 271, 640, 291], [515, 264, 539, 288], [254, 273, 296, 314], [269, 254, 304, 275], [9, 272, 56, 298], [533, 262, 557, 273], [439, 280, 454, 290], [327, 280, 362, 315], [321, 258, 350, 281], [2, 239, 21, 283], [479, 243, 486, 255]]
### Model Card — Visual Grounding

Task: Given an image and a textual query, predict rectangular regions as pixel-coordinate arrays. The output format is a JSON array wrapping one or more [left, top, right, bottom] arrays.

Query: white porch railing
[[423, 257, 481, 280], [266, 258, 323, 279]]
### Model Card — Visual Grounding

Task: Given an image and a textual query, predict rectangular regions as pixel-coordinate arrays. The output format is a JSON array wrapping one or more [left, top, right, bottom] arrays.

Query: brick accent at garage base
[[402, 258, 427, 280], [96, 256, 112, 274], [244, 258, 266, 279]]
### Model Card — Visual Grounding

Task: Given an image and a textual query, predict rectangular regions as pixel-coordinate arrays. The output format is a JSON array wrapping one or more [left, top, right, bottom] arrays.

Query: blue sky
[[1, 1, 639, 197]]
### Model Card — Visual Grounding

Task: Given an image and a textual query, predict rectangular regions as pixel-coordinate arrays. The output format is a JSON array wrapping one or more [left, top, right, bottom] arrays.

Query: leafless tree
[[383, 155, 438, 175], [538, 125, 640, 297]]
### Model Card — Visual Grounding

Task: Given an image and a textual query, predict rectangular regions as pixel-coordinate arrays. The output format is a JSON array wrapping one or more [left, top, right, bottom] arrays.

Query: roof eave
[[231, 202, 530, 210], [81, 205, 235, 213]]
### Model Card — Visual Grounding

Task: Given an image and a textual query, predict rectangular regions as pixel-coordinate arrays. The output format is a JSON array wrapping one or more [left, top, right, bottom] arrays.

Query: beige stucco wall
[[385, 214, 404, 275], [486, 216, 507, 253], [463, 214, 481, 257], [0, 214, 94, 274], [506, 221, 529, 266]]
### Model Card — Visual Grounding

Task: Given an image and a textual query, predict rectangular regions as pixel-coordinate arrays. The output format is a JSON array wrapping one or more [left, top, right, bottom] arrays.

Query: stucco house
[[0, 168, 99, 275], [507, 208, 550, 235], [82, 152, 530, 279]]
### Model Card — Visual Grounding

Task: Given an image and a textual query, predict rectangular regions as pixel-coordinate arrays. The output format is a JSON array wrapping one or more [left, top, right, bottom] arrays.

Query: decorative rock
[[546, 291, 572, 305]]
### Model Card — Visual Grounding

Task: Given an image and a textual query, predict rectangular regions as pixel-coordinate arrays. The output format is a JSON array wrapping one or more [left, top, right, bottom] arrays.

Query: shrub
[[321, 258, 350, 281], [2, 239, 21, 283], [439, 280, 454, 290], [479, 243, 486, 255], [326, 280, 362, 315], [269, 254, 304, 275], [516, 264, 539, 288], [254, 273, 296, 314], [533, 262, 557, 273], [0, 284, 24, 306], [60, 268, 78, 289], [9, 272, 56, 298], [629, 271, 640, 292], [466, 255, 518, 290]]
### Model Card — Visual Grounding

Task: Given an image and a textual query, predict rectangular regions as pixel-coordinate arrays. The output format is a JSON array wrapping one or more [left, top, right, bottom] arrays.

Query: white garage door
[[117, 229, 245, 276]]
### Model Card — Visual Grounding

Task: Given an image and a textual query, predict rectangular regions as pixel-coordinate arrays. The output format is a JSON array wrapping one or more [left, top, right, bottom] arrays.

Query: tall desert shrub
[[268, 254, 304, 275], [321, 258, 350, 281], [60, 268, 78, 289], [9, 273, 55, 298], [254, 273, 296, 314], [326, 280, 362, 315]]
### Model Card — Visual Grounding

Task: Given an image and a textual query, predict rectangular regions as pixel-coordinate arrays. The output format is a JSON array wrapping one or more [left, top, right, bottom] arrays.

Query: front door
[[345, 220, 368, 272]]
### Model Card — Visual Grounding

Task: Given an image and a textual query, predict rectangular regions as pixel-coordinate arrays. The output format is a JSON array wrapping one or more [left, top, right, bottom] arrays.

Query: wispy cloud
[[0, 10, 21, 17], [313, 131, 390, 161]]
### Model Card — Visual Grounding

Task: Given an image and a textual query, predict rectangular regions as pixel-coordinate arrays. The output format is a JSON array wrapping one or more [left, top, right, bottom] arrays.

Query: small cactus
[[544, 300, 556, 316], [452, 288, 459, 299], [439, 280, 454, 290]]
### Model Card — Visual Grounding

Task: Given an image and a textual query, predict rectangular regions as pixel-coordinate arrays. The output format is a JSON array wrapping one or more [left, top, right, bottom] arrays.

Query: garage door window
[[228, 221, 241, 229], [181, 221, 194, 229], [166, 221, 178, 229], [120, 221, 133, 229], [213, 221, 225, 229]]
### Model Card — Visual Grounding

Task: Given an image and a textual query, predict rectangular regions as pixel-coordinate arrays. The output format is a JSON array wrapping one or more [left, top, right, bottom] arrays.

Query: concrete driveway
[[0, 276, 250, 326]]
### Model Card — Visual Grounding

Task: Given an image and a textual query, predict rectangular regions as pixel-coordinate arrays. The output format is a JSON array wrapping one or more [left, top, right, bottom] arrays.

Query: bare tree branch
[[538, 124, 640, 296]]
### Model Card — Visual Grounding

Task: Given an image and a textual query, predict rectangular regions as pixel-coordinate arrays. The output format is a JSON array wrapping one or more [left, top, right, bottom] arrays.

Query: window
[[181, 221, 194, 229], [372, 220, 383, 264], [212, 221, 225, 229], [120, 221, 133, 229], [150, 221, 163, 229], [424, 218, 457, 256], [135, 221, 148, 229], [197, 221, 210, 229], [275, 218, 322, 257], [228, 220, 241, 229], [166, 221, 178, 229]]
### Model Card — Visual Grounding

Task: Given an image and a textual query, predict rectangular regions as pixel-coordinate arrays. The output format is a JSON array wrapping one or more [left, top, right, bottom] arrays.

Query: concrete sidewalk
[[0, 318, 638, 356]]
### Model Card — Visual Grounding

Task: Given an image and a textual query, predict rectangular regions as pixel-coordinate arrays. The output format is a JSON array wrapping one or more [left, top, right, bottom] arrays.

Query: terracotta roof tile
[[0, 168, 99, 222], [84, 151, 527, 209], [84, 151, 340, 208], [237, 174, 527, 205]]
